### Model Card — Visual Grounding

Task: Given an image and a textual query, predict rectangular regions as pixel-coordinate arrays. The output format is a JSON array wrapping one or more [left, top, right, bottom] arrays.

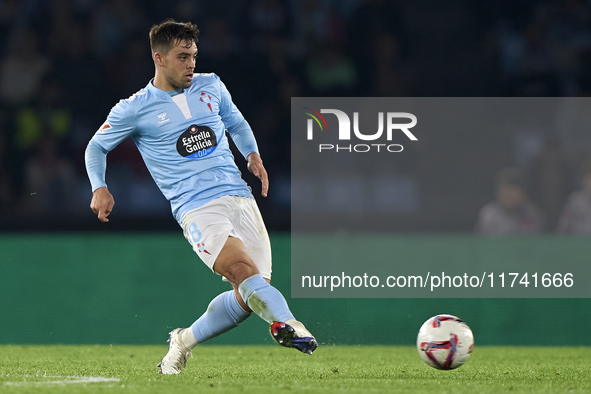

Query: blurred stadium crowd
[[1, 0, 591, 233]]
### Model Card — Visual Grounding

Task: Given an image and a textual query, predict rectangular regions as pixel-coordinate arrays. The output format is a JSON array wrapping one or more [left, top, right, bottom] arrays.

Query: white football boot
[[157, 328, 192, 374]]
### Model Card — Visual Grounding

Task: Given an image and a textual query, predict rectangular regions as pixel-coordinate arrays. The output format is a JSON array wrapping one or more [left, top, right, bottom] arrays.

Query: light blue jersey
[[85, 73, 259, 224]]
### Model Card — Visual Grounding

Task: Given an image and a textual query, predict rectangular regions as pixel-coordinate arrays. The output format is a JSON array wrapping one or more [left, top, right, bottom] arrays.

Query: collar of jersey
[[147, 79, 184, 100]]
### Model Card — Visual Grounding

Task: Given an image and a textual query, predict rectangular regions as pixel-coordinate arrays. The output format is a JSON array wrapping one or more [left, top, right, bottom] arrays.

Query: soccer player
[[84, 19, 317, 374]]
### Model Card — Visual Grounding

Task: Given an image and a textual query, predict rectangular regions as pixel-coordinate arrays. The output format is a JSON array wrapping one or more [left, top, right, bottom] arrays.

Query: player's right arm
[[90, 186, 114, 223], [84, 98, 137, 222]]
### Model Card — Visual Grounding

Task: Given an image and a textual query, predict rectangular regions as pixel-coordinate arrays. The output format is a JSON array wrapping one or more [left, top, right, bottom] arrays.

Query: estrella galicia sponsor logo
[[304, 107, 417, 153], [176, 125, 218, 159]]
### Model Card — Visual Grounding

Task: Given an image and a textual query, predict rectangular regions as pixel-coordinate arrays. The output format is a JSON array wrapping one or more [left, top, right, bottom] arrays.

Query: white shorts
[[181, 195, 272, 280]]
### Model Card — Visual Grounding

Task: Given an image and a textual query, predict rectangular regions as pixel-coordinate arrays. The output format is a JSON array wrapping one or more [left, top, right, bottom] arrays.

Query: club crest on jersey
[[177, 125, 218, 159], [196, 242, 211, 255], [199, 92, 213, 113]]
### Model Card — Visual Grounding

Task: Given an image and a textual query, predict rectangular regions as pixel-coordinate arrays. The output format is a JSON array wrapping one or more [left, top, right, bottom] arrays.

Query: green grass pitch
[[1, 345, 590, 393]]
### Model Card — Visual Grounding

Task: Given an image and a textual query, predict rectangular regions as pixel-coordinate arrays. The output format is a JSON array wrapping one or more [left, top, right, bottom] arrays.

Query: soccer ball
[[416, 314, 474, 370]]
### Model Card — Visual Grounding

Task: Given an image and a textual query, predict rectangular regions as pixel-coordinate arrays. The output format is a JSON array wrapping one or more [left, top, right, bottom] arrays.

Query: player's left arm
[[217, 75, 268, 197], [246, 152, 268, 197]]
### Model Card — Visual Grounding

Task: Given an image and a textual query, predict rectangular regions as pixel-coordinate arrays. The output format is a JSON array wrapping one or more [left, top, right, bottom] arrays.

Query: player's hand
[[247, 153, 268, 197], [90, 187, 115, 222]]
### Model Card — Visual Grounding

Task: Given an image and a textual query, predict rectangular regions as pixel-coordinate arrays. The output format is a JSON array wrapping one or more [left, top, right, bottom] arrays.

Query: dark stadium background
[[3, 0, 590, 232], [1, 0, 591, 346]]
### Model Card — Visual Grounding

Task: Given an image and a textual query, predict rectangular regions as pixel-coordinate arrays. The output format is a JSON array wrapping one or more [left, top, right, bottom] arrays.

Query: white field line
[[4, 376, 120, 386]]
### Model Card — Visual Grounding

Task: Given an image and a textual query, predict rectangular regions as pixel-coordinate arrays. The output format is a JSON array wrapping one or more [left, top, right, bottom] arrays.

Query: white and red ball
[[417, 314, 474, 370]]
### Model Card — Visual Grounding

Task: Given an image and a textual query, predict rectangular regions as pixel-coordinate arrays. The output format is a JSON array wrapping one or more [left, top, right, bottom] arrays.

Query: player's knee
[[224, 260, 259, 285]]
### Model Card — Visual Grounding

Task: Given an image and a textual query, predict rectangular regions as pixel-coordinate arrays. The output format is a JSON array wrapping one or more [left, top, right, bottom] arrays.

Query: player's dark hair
[[149, 19, 200, 54]]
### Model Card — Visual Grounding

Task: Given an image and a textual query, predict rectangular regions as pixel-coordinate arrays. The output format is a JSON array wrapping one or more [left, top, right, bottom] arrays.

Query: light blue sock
[[190, 290, 251, 344], [238, 274, 295, 324]]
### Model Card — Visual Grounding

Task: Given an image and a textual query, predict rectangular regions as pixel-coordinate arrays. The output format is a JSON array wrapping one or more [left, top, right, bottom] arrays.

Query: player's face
[[161, 39, 198, 90]]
